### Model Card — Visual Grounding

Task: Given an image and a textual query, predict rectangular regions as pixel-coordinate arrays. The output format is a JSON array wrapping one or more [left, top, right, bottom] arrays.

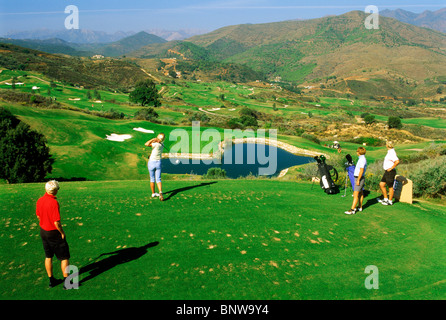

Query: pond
[[161, 143, 315, 178]]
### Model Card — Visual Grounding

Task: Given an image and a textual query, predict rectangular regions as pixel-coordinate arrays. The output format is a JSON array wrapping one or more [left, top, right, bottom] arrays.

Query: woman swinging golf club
[[145, 133, 165, 201]]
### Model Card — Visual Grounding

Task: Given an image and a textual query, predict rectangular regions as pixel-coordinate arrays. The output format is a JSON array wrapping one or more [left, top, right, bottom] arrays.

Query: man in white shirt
[[377, 141, 400, 206], [345, 147, 367, 215]]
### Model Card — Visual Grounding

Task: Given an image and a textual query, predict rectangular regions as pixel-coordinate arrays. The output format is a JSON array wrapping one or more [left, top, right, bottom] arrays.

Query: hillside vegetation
[[132, 11, 446, 99], [0, 43, 147, 90]]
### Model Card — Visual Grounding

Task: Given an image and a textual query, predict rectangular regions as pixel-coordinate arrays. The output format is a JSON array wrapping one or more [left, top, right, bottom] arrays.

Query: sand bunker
[[133, 127, 154, 134], [106, 134, 132, 142]]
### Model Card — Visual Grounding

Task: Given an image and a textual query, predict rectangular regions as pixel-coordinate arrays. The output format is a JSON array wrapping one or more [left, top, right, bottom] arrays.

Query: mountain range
[[1, 9, 445, 99], [0, 31, 167, 57], [128, 10, 446, 98], [73, 32, 167, 57], [381, 8, 446, 33], [3, 29, 135, 44], [3, 28, 206, 44]]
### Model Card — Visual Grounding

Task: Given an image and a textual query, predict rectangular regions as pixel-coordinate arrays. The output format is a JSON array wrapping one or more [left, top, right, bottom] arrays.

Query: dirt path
[[140, 68, 162, 83]]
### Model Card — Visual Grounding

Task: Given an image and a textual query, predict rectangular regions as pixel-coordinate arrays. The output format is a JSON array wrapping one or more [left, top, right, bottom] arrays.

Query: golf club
[[341, 173, 349, 197]]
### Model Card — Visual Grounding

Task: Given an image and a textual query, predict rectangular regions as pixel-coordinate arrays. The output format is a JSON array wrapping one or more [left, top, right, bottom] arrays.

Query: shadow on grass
[[79, 242, 159, 285], [163, 181, 217, 201]]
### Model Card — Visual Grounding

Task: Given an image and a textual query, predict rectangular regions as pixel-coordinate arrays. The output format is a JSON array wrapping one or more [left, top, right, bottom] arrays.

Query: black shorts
[[381, 169, 396, 188], [40, 228, 70, 260]]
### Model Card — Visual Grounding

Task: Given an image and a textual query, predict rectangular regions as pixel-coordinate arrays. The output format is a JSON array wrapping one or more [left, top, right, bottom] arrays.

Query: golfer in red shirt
[[36, 180, 70, 288]]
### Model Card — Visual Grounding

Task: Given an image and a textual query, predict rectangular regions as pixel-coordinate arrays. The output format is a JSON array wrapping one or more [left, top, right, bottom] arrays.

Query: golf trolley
[[313, 155, 339, 194]]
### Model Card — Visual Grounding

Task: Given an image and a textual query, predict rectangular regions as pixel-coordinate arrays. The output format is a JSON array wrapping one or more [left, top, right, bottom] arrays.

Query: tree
[[168, 70, 177, 78], [227, 118, 244, 129], [388, 116, 403, 129], [11, 76, 17, 90], [0, 108, 54, 183], [129, 79, 161, 107], [93, 89, 101, 100], [240, 115, 258, 127], [364, 114, 376, 126], [239, 107, 259, 119]]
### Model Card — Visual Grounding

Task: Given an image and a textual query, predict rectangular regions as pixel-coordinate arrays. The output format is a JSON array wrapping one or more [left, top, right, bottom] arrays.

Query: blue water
[[161, 143, 315, 178]]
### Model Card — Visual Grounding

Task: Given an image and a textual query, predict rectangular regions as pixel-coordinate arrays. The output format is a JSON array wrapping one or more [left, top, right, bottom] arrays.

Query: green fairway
[[1, 179, 444, 300], [402, 117, 446, 129]]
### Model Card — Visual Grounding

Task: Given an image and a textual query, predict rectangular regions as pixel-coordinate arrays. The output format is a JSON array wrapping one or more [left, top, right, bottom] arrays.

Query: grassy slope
[[0, 180, 444, 300]]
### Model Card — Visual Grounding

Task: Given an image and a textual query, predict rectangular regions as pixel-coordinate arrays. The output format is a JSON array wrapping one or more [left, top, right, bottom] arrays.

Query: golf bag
[[345, 154, 355, 191], [314, 155, 339, 194]]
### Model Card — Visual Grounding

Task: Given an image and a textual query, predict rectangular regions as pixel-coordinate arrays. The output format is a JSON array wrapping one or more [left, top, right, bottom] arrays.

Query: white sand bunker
[[106, 134, 132, 142], [133, 127, 154, 134]]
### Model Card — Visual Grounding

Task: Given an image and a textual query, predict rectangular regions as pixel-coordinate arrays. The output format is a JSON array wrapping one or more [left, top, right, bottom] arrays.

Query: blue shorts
[[148, 160, 162, 183]]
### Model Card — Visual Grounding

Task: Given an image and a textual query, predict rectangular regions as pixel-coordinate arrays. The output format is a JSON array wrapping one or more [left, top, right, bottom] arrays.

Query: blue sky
[[0, 0, 445, 35]]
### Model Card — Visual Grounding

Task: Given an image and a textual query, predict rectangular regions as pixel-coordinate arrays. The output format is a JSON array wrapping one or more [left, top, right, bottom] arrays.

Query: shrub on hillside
[[410, 156, 446, 198], [0, 89, 60, 108], [227, 117, 245, 129], [363, 114, 376, 125], [134, 108, 159, 122], [388, 116, 403, 129], [203, 167, 227, 179], [101, 108, 125, 119], [404, 124, 446, 140], [188, 112, 210, 124], [301, 133, 320, 145], [348, 136, 385, 147], [398, 143, 446, 164], [239, 115, 258, 127]]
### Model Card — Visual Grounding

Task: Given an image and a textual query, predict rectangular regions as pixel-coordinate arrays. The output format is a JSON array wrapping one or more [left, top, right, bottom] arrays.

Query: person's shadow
[[163, 181, 217, 201], [79, 242, 159, 285], [361, 190, 377, 210]]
